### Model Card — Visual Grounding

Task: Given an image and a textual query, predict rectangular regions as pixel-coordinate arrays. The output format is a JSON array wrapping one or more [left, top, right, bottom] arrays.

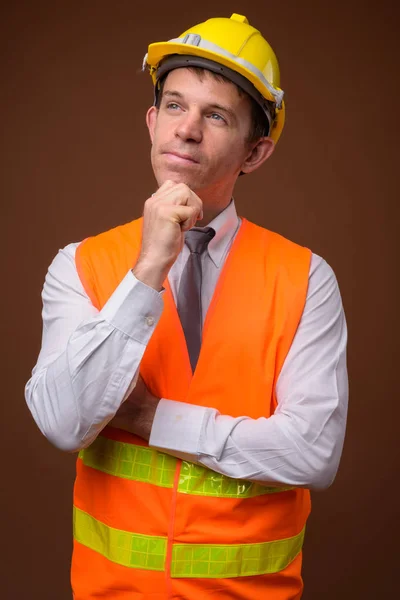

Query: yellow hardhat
[[143, 14, 285, 143]]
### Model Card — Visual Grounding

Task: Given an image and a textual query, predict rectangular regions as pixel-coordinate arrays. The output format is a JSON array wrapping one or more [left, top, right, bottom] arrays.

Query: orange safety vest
[[73, 216, 312, 599]]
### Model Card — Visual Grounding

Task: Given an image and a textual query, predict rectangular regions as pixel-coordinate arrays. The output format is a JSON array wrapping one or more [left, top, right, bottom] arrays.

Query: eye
[[166, 102, 180, 111], [209, 113, 226, 123]]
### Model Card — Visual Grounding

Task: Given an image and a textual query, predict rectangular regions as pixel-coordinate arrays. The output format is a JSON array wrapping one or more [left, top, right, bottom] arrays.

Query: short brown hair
[[155, 67, 274, 144]]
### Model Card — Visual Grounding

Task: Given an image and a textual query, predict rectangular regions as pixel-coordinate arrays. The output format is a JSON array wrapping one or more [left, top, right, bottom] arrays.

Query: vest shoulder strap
[[75, 218, 143, 310]]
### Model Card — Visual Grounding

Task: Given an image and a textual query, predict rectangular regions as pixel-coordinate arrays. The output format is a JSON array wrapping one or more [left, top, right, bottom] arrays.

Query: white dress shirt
[[25, 201, 348, 490]]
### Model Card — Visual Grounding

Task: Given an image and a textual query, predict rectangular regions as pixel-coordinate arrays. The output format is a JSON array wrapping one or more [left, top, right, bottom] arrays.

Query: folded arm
[[117, 256, 348, 491], [25, 243, 163, 452]]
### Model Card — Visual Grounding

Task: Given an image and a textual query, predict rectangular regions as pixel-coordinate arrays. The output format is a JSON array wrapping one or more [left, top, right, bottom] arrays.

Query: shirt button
[[145, 316, 155, 327]]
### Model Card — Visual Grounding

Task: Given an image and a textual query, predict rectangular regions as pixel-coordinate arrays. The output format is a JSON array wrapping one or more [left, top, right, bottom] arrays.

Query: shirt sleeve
[[149, 254, 348, 491], [25, 243, 164, 452]]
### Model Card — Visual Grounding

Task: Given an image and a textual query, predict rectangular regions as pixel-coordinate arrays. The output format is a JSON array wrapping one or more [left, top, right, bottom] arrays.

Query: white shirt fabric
[[25, 201, 348, 491]]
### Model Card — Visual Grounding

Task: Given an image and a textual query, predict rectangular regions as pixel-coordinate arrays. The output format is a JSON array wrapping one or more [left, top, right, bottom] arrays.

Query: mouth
[[162, 151, 199, 164]]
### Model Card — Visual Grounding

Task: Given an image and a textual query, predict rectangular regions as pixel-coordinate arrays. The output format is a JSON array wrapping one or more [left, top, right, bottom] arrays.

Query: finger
[[162, 185, 203, 216], [157, 179, 176, 193], [184, 187, 204, 220], [149, 183, 203, 222], [169, 205, 200, 231], [148, 179, 176, 202]]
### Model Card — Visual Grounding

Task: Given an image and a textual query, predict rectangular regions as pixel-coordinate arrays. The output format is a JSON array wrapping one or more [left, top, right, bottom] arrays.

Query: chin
[[157, 169, 204, 191]]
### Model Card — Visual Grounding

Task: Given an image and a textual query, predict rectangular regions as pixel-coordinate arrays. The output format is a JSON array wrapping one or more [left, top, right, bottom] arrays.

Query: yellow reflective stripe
[[73, 506, 304, 577], [171, 528, 305, 578], [79, 436, 177, 487], [178, 462, 293, 498], [81, 436, 293, 498], [73, 507, 167, 571]]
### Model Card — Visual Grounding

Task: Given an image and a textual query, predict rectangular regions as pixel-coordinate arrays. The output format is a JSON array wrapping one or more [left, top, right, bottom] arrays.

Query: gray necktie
[[177, 227, 216, 372]]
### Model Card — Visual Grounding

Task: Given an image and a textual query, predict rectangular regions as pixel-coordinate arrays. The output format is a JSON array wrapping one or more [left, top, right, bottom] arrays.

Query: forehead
[[162, 67, 244, 105]]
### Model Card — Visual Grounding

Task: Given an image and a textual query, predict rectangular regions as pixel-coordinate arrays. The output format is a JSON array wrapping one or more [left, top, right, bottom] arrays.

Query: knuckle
[[143, 198, 152, 211], [178, 183, 190, 195]]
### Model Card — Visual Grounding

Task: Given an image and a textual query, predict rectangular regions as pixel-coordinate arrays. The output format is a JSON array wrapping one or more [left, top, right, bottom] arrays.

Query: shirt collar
[[197, 199, 240, 268]]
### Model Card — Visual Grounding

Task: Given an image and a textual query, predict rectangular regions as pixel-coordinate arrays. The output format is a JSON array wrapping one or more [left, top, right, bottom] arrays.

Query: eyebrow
[[162, 90, 237, 123], [163, 90, 184, 99]]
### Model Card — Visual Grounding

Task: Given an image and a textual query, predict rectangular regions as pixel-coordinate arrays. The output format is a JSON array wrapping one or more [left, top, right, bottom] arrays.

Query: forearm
[[149, 257, 348, 490], [150, 381, 347, 491], [26, 267, 163, 452], [26, 326, 140, 452]]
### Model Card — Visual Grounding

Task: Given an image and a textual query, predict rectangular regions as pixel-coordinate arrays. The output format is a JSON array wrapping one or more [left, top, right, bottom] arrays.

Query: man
[[25, 13, 348, 600]]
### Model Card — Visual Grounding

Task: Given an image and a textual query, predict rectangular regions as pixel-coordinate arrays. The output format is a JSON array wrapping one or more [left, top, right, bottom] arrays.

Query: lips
[[163, 151, 199, 164]]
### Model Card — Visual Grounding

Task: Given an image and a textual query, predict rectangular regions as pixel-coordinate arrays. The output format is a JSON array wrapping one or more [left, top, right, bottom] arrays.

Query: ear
[[240, 137, 275, 174], [146, 106, 158, 143]]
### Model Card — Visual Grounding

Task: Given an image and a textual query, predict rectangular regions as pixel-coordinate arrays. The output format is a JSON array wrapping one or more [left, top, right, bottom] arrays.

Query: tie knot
[[185, 227, 215, 254]]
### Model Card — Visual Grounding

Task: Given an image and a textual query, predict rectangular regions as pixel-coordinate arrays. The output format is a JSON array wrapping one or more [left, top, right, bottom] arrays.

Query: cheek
[[150, 117, 164, 145], [211, 139, 247, 171]]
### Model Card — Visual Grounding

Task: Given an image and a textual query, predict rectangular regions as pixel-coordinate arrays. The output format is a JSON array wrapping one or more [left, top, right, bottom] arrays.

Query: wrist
[[133, 395, 160, 441], [110, 394, 160, 441], [132, 257, 170, 292]]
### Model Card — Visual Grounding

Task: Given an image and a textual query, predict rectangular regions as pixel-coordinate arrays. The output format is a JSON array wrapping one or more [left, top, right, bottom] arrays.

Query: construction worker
[[25, 14, 348, 599]]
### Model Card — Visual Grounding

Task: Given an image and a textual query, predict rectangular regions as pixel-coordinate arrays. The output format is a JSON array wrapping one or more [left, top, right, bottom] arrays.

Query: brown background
[[1, 1, 399, 598]]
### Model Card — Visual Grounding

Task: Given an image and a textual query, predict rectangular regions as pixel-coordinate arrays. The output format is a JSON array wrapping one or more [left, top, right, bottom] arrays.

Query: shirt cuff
[[100, 271, 164, 344], [149, 399, 211, 462]]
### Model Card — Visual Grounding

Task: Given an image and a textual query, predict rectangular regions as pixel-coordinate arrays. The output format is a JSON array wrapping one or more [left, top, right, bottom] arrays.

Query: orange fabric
[[72, 542, 168, 599], [74, 456, 174, 536], [73, 217, 312, 599]]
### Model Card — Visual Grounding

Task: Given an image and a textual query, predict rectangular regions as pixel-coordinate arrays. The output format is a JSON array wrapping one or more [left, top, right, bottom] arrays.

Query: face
[[146, 68, 273, 197]]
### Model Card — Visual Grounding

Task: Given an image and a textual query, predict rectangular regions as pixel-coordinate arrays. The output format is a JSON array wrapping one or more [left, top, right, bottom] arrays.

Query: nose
[[175, 110, 203, 144]]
